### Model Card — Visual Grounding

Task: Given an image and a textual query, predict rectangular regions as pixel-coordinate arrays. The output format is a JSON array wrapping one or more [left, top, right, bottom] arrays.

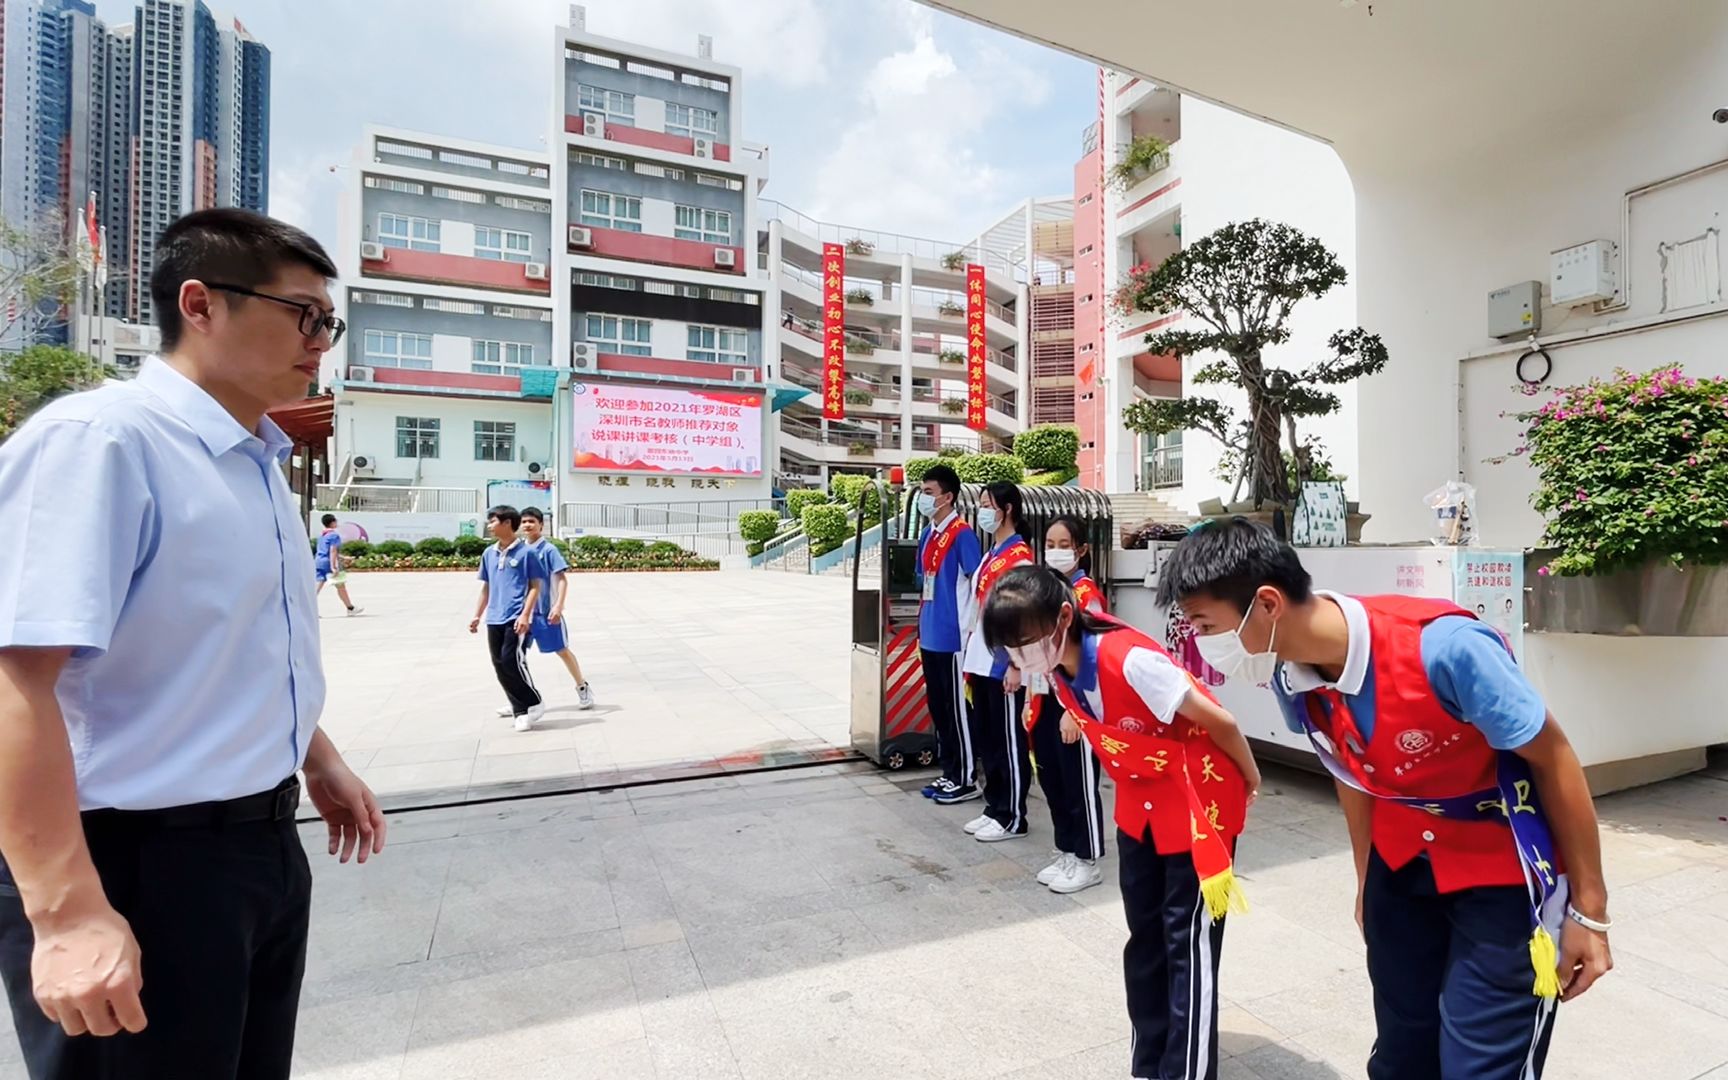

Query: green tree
[[1, 214, 86, 346], [0, 345, 110, 441], [1118, 219, 1387, 508]]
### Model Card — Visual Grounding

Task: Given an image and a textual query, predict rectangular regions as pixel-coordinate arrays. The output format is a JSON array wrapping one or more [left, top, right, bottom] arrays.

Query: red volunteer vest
[[1304, 595, 1530, 892], [1053, 623, 1248, 855]]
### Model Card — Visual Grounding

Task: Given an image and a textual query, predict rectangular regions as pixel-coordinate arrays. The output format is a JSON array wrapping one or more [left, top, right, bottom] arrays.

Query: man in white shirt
[[0, 208, 386, 1078]]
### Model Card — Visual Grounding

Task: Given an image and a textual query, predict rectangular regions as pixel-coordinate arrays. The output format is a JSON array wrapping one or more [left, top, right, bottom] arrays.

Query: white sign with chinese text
[[569, 382, 763, 476]]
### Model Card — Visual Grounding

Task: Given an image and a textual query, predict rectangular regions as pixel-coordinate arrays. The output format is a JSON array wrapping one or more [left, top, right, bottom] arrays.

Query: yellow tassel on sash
[[1198, 868, 1249, 922], [1528, 926, 1561, 999]]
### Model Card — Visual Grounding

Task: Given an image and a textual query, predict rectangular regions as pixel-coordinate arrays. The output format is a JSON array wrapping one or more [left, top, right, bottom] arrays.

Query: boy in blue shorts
[[519, 507, 594, 710], [314, 513, 362, 615], [469, 505, 544, 731]]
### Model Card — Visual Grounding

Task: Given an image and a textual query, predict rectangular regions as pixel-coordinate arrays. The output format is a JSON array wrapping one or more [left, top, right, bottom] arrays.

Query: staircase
[[1108, 492, 1192, 529]]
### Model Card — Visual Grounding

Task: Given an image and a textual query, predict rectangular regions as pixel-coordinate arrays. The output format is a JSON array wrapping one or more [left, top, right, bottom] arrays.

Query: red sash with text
[[921, 515, 971, 580], [974, 537, 1033, 602]]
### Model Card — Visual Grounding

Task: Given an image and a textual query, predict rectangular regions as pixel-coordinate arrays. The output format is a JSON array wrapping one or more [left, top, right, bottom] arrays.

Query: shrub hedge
[[738, 509, 780, 543], [828, 474, 881, 519], [414, 536, 455, 556], [453, 534, 489, 557], [801, 503, 851, 556], [783, 488, 829, 519], [954, 453, 1024, 485], [1014, 425, 1079, 471]]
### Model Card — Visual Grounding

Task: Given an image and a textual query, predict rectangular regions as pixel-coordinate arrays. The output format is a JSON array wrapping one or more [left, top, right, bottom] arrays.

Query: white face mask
[[1194, 604, 1279, 685], [1045, 548, 1077, 573], [1008, 625, 1065, 675], [975, 506, 999, 536], [917, 492, 938, 517]]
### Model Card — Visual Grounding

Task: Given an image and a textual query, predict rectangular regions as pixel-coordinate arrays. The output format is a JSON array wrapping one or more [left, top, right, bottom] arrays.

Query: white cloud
[[805, 14, 1054, 243]]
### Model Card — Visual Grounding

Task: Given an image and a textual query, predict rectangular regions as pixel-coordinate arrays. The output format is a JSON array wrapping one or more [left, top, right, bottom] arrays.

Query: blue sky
[[87, 0, 1096, 253]]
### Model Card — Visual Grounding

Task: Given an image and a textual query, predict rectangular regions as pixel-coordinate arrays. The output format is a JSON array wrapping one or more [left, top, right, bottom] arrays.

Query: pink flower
[[1537, 566, 1552, 577], [1690, 456, 1699, 466]]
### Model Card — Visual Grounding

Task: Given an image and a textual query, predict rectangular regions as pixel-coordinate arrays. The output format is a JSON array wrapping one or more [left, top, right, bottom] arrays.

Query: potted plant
[[1108, 134, 1171, 192], [937, 299, 965, 317], [940, 398, 967, 415], [845, 335, 876, 355], [844, 238, 874, 256], [942, 251, 967, 271], [1120, 219, 1387, 536], [937, 348, 966, 364], [1504, 365, 1728, 635], [844, 388, 874, 405], [845, 287, 875, 306], [847, 440, 875, 456]]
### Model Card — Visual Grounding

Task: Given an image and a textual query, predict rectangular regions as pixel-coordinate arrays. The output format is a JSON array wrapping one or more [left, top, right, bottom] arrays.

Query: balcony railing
[[761, 200, 963, 263], [908, 287, 1014, 325], [315, 485, 481, 513], [1142, 444, 1185, 490]]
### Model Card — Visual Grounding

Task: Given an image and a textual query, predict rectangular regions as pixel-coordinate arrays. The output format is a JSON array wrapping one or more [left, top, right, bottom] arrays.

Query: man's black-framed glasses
[[206, 283, 346, 346]]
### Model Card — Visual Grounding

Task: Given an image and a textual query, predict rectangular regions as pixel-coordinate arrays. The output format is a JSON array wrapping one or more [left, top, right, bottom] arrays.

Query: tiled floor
[[312, 569, 856, 806]]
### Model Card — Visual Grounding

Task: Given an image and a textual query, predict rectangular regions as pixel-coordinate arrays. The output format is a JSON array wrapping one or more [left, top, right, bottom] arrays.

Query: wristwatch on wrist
[[1566, 905, 1613, 933]]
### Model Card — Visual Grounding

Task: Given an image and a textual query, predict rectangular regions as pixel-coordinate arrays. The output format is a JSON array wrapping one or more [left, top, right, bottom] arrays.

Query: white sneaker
[[496, 705, 515, 718], [973, 819, 1026, 843], [514, 705, 545, 732], [577, 683, 595, 710], [1049, 857, 1104, 894], [345, 606, 363, 617], [1036, 851, 1072, 886], [962, 813, 992, 836]]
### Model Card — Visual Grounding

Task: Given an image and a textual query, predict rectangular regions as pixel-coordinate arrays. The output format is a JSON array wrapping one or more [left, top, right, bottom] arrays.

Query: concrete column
[[1015, 282, 1031, 434], [900, 252, 915, 454]]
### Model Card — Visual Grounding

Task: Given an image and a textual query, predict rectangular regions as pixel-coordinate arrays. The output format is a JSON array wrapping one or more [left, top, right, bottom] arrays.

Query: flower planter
[[1525, 552, 1728, 636], [1197, 501, 1372, 545]]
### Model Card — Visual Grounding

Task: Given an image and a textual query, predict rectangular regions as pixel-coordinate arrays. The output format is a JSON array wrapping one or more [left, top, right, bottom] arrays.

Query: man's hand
[[1002, 666, 1022, 694], [548, 607, 563, 626], [1557, 917, 1612, 1001], [1059, 712, 1082, 745], [303, 758, 386, 864], [468, 617, 480, 634], [30, 904, 145, 1036], [513, 612, 532, 636]]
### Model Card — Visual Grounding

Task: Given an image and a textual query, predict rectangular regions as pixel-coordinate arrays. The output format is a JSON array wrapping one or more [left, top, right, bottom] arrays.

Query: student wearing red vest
[[983, 565, 1260, 1080], [1159, 519, 1611, 1080], [957, 482, 1036, 829], [1024, 514, 1110, 893], [914, 465, 984, 800]]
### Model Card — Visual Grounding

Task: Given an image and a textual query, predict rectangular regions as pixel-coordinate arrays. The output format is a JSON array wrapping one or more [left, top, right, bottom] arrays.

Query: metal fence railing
[[557, 499, 781, 536], [314, 485, 481, 513]]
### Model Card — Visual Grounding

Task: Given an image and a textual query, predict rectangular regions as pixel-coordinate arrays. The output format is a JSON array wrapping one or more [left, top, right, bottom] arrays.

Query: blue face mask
[[917, 492, 938, 517], [975, 507, 999, 536]]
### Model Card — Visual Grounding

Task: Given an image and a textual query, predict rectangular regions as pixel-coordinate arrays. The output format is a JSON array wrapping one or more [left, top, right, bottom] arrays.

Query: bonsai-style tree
[[1120, 219, 1387, 508]]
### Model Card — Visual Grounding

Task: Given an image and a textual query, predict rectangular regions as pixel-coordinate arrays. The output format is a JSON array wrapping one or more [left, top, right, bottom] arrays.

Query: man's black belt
[[83, 776, 300, 830]]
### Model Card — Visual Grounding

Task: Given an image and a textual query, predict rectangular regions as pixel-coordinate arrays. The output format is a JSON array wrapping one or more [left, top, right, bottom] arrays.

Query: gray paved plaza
[[0, 569, 1725, 1078]]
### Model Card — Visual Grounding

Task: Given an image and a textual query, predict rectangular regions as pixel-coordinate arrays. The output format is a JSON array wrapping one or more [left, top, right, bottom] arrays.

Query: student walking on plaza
[[470, 505, 546, 732], [958, 482, 1035, 836], [1159, 518, 1611, 1080], [983, 565, 1258, 1080], [0, 208, 386, 1079], [518, 507, 594, 710], [1025, 515, 1109, 893], [314, 512, 362, 616], [913, 464, 982, 801]]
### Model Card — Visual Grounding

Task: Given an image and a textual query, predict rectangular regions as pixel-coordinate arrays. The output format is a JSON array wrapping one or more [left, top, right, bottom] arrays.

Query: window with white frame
[[438, 149, 491, 170], [473, 420, 516, 462], [422, 298, 484, 315], [633, 162, 684, 181], [395, 416, 440, 459], [430, 185, 485, 204], [575, 151, 626, 171], [475, 226, 534, 263], [578, 190, 641, 232], [576, 84, 634, 123], [674, 206, 730, 244], [695, 173, 742, 191], [686, 324, 748, 365], [377, 140, 433, 160], [362, 329, 433, 370], [351, 290, 413, 307], [377, 213, 439, 252], [664, 102, 719, 139], [495, 195, 552, 213], [576, 272, 637, 291], [364, 176, 424, 194], [585, 314, 653, 356], [471, 340, 540, 375], [493, 305, 554, 321]]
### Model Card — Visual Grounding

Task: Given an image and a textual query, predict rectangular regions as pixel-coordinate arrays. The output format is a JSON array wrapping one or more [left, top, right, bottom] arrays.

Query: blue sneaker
[[933, 783, 982, 805], [921, 778, 955, 799]]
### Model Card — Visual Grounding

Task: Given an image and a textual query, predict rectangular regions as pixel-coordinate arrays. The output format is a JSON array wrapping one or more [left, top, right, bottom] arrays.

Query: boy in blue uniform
[[914, 464, 983, 801], [519, 508, 594, 710], [469, 505, 545, 731], [314, 513, 361, 615]]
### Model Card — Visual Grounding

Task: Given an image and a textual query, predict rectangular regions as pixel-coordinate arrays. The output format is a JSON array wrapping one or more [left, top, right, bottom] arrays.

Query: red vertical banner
[[822, 243, 846, 420], [965, 263, 987, 431]]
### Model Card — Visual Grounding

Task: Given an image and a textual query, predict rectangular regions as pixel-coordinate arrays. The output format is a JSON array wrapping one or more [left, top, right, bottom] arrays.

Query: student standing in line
[[1159, 519, 1610, 1080], [914, 464, 983, 801], [983, 566, 1259, 1080], [313, 513, 362, 616], [469, 505, 545, 732], [518, 508, 595, 711], [1024, 514, 1109, 893], [957, 482, 1035, 835]]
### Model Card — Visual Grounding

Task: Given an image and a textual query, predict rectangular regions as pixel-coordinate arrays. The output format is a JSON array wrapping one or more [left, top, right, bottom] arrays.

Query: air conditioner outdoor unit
[[527, 461, 547, 477], [348, 365, 375, 382], [693, 137, 712, 159], [524, 262, 549, 280], [352, 455, 376, 476], [571, 342, 594, 369], [582, 112, 604, 138], [359, 241, 386, 261], [732, 370, 753, 383], [568, 225, 593, 249], [713, 248, 737, 269]]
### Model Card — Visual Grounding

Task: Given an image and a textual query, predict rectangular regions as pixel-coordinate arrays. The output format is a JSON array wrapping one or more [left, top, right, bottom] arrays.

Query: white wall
[[337, 394, 554, 489], [558, 470, 772, 505]]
